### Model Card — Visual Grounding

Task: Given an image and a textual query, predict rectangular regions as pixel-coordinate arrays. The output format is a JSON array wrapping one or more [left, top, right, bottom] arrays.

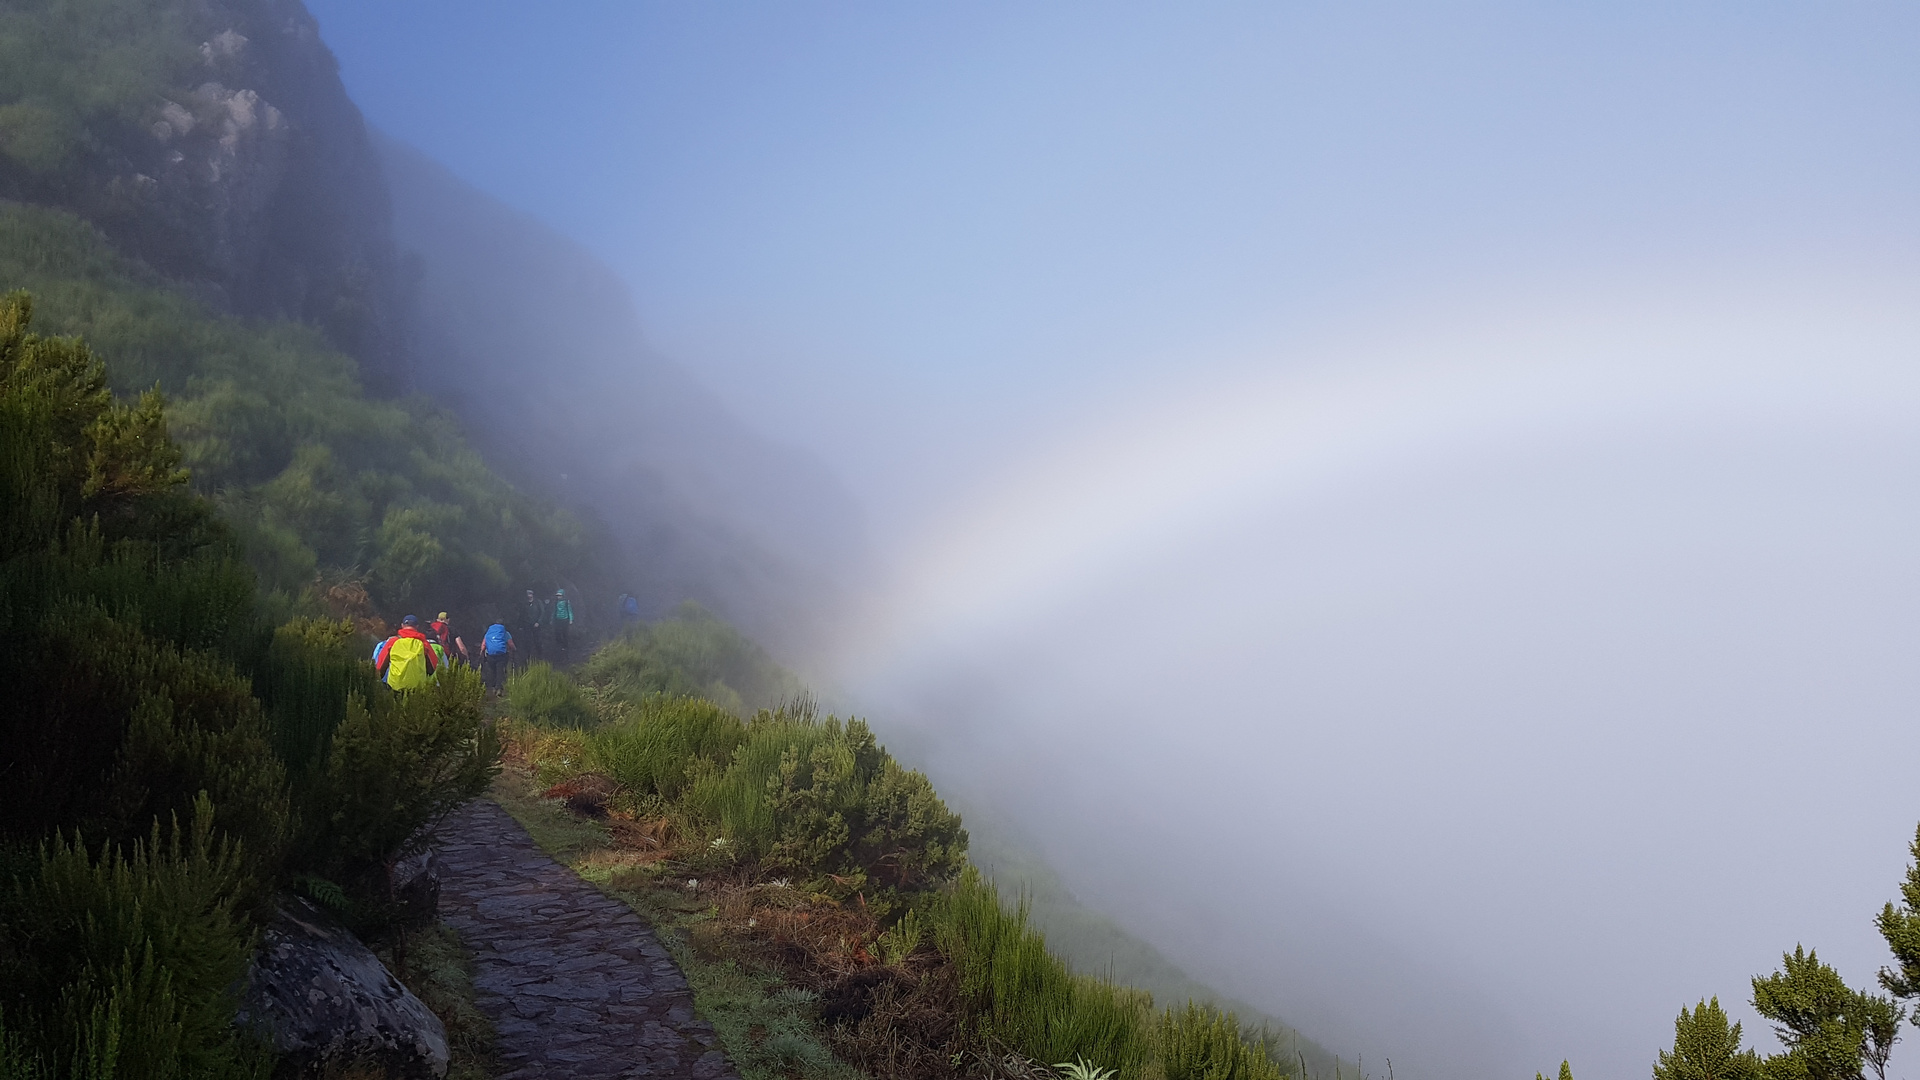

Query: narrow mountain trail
[[436, 800, 740, 1080]]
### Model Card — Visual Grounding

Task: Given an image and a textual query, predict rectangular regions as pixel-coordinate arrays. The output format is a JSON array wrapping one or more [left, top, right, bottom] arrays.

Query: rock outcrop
[[0, 0, 403, 378], [238, 896, 450, 1079]]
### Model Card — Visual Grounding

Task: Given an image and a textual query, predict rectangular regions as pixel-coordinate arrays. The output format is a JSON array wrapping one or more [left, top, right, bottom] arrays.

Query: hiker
[[429, 610, 469, 666], [372, 614, 440, 690], [521, 589, 545, 664], [619, 592, 641, 627], [480, 617, 514, 694], [552, 587, 575, 663]]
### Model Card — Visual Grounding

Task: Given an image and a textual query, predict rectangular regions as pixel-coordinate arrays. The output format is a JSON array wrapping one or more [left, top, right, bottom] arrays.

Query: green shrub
[[294, 666, 499, 926], [578, 602, 803, 715], [253, 617, 374, 775], [1160, 1003, 1290, 1080], [0, 795, 265, 1080], [2, 604, 288, 893], [507, 661, 595, 729], [933, 868, 1150, 1078], [0, 209, 600, 617], [585, 696, 745, 803], [680, 708, 967, 901]]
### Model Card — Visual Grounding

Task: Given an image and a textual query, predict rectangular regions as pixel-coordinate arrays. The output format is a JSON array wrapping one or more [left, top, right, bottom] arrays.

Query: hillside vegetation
[[497, 644, 1314, 1080], [0, 292, 497, 1076], [0, 201, 600, 621]]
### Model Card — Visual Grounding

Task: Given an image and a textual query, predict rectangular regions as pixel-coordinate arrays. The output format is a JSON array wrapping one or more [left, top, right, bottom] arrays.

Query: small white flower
[[686, 878, 700, 891], [709, 836, 730, 850], [747, 917, 758, 928], [769, 878, 791, 889]]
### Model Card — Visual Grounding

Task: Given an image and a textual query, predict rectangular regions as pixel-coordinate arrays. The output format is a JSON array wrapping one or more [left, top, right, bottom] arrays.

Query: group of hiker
[[371, 586, 598, 695]]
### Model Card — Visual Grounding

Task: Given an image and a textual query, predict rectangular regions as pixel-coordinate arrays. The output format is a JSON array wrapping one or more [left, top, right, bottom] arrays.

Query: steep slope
[[0, 0, 863, 650], [0, 0, 405, 382], [379, 138, 867, 658]]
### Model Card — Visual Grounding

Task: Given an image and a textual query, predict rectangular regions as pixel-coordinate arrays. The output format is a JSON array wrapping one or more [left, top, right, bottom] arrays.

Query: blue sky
[[309, 1, 1920, 535]]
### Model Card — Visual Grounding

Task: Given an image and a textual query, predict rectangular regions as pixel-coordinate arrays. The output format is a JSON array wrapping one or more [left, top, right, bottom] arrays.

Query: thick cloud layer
[[845, 286, 1920, 1078]]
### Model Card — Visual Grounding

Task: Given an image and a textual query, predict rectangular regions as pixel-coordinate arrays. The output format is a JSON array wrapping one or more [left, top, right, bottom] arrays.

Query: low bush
[[505, 627, 1301, 1080], [507, 661, 595, 729], [933, 869, 1150, 1078], [1160, 1002, 1291, 1080], [578, 603, 803, 715], [4, 603, 289, 896], [254, 617, 375, 776], [293, 665, 499, 927], [680, 708, 968, 904], [585, 696, 746, 805], [0, 795, 266, 1080]]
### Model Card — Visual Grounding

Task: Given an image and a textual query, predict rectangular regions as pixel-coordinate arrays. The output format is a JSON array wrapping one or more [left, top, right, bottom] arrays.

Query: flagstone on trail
[[437, 800, 739, 1080]]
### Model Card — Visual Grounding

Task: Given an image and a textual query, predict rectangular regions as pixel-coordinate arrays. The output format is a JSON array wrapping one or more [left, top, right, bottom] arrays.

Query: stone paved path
[[436, 800, 738, 1080]]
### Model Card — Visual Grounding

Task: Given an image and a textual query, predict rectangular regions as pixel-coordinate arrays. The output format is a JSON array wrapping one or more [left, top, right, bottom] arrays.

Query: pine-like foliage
[[506, 661, 596, 730], [933, 869, 1150, 1078], [679, 708, 967, 903], [1160, 1002, 1289, 1080], [578, 603, 805, 715], [584, 695, 745, 803], [1750, 947, 1901, 1080], [253, 617, 377, 776], [292, 665, 499, 925], [1875, 824, 1920, 1001], [1655, 998, 1762, 1080], [0, 796, 264, 1080]]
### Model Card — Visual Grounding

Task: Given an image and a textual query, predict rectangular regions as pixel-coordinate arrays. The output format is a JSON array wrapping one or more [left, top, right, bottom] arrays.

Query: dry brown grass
[[318, 576, 388, 638]]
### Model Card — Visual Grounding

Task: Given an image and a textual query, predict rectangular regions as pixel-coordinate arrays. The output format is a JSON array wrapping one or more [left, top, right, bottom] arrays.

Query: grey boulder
[[238, 896, 449, 1078]]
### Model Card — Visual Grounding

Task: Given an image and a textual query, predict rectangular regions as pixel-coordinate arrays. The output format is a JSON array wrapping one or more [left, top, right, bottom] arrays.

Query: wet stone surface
[[437, 800, 739, 1080]]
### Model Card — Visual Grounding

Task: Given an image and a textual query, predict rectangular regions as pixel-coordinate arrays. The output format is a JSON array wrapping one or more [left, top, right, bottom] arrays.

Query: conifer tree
[[1655, 998, 1762, 1080], [1875, 824, 1920, 1002], [1750, 947, 1901, 1080]]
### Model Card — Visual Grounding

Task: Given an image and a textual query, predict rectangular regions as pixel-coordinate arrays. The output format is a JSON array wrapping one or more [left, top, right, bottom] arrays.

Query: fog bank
[[840, 280, 1920, 1078]]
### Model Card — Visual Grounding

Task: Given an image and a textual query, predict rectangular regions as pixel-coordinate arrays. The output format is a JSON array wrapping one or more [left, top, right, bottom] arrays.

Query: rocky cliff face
[[0, 0, 404, 382]]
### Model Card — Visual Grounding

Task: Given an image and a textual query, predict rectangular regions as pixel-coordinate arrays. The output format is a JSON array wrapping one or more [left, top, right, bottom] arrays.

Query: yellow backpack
[[385, 635, 436, 690]]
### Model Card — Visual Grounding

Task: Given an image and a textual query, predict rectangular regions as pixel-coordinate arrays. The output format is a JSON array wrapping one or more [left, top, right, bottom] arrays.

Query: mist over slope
[[0, 0, 862, 648], [378, 137, 866, 658], [0, 0, 406, 381]]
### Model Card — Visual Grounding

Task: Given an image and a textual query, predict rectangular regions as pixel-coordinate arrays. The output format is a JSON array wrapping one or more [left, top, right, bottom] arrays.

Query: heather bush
[[932, 868, 1150, 1078], [294, 665, 499, 915], [1160, 1003, 1290, 1080], [585, 696, 745, 804], [679, 707, 967, 901], [507, 661, 595, 729], [3, 604, 288, 892], [0, 796, 265, 1080], [253, 617, 375, 775], [578, 602, 803, 715]]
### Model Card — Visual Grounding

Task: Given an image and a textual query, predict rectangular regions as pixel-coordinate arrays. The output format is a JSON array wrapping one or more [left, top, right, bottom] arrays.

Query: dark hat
[[402, 614, 418, 627]]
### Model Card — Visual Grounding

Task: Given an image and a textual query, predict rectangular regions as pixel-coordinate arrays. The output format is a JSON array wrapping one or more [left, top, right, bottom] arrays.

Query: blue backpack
[[484, 623, 511, 655]]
